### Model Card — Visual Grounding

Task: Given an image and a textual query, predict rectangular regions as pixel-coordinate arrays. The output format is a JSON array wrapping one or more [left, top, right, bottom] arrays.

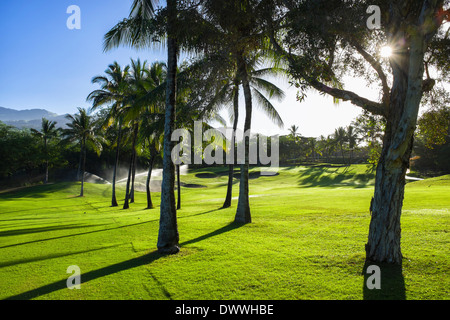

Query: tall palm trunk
[[157, 0, 179, 255], [223, 82, 239, 208], [76, 144, 83, 181], [44, 137, 49, 184], [80, 138, 86, 197], [123, 151, 134, 209], [111, 119, 122, 207], [235, 56, 252, 224], [366, 29, 427, 264], [176, 164, 181, 210], [123, 123, 138, 209], [340, 144, 345, 164], [130, 148, 137, 203], [146, 154, 156, 209]]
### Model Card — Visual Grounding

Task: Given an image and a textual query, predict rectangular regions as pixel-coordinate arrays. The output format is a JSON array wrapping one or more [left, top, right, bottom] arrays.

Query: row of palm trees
[[99, 0, 292, 254], [288, 124, 360, 164], [27, 1, 290, 254]]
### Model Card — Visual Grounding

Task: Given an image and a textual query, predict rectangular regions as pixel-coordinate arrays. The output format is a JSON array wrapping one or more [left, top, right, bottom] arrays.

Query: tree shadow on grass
[[0, 245, 121, 268], [0, 220, 158, 249], [297, 166, 374, 188], [180, 221, 242, 247], [0, 183, 75, 199], [5, 250, 164, 300], [362, 261, 406, 300], [5, 222, 243, 300], [0, 223, 105, 238]]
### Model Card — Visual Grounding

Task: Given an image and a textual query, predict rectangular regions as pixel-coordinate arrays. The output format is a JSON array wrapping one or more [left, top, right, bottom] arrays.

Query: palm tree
[[199, 0, 285, 224], [346, 125, 358, 165], [306, 137, 320, 162], [225, 63, 285, 208], [333, 127, 347, 163], [63, 108, 104, 197], [288, 125, 300, 139], [141, 118, 163, 209], [87, 62, 131, 207], [134, 61, 167, 209], [31, 118, 59, 184], [105, 0, 180, 252], [122, 58, 151, 209]]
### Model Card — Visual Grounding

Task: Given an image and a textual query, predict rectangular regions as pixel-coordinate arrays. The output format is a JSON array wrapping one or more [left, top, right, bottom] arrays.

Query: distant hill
[[0, 107, 70, 130]]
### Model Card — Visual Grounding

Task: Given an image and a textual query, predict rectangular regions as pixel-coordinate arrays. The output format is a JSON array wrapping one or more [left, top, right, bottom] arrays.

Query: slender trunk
[[111, 120, 122, 207], [146, 154, 155, 209], [157, 0, 179, 255], [223, 83, 239, 209], [77, 143, 83, 181], [176, 164, 181, 210], [235, 56, 252, 224], [80, 139, 86, 197], [130, 147, 137, 203], [123, 151, 133, 209], [366, 29, 427, 264], [123, 123, 138, 209], [45, 160, 49, 184], [130, 124, 139, 204], [44, 137, 48, 184]]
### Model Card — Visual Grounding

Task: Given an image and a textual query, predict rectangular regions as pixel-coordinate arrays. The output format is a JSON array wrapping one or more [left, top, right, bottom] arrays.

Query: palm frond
[[251, 88, 284, 129], [250, 77, 286, 101]]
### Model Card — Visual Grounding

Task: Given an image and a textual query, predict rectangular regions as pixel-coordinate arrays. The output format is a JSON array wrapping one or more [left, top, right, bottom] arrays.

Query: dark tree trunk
[[130, 148, 137, 203], [223, 82, 239, 209], [111, 120, 122, 207], [146, 154, 155, 209], [76, 142, 83, 181], [80, 139, 86, 197], [123, 151, 134, 210], [44, 137, 49, 184], [176, 164, 181, 210], [123, 123, 138, 209], [157, 0, 179, 255], [235, 56, 252, 224]]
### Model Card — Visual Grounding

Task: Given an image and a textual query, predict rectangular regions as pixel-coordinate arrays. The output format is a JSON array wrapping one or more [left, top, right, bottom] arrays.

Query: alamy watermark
[[66, 265, 81, 289], [171, 121, 279, 175], [366, 5, 381, 30], [67, 5, 81, 30], [366, 265, 381, 290]]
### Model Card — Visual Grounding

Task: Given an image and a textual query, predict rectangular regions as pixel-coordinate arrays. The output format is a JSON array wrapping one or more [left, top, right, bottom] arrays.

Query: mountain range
[[0, 107, 70, 129]]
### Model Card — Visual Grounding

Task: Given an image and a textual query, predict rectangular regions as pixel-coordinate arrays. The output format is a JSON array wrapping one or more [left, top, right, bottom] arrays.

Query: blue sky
[[0, 0, 368, 137], [0, 1, 166, 112]]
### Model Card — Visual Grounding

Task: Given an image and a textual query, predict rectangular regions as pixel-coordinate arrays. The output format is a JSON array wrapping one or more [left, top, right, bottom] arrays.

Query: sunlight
[[380, 46, 393, 58]]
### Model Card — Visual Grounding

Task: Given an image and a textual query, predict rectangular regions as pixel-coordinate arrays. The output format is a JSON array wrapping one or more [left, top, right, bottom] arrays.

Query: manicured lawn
[[0, 165, 448, 300]]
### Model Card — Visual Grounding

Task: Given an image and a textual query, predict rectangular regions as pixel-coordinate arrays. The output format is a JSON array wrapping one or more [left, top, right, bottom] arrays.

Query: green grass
[[0, 164, 448, 300]]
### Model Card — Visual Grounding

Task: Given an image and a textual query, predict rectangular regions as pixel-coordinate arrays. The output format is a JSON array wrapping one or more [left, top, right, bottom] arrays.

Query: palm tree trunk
[[223, 83, 239, 208], [76, 144, 83, 181], [123, 151, 133, 209], [146, 154, 155, 209], [130, 123, 139, 204], [111, 120, 122, 207], [340, 144, 346, 164], [80, 139, 86, 197], [157, 0, 179, 255], [44, 137, 49, 184], [176, 164, 181, 210], [235, 56, 252, 224], [130, 148, 137, 203], [45, 160, 49, 184], [123, 123, 138, 209]]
